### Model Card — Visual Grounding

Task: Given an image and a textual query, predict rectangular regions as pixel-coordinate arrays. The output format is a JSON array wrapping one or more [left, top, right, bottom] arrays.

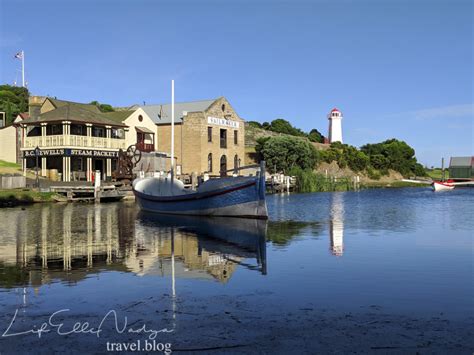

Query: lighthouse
[[328, 108, 343, 143]]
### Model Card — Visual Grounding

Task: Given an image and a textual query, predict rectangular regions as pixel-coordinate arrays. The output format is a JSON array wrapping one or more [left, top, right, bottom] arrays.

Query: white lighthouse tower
[[328, 108, 343, 143]]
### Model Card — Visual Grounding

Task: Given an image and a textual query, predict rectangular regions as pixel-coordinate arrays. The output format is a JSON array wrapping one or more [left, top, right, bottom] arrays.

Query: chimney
[[28, 96, 46, 121]]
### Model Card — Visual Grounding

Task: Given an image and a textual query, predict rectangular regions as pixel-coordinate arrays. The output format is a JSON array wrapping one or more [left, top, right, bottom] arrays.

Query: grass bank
[[290, 168, 354, 193], [0, 189, 59, 207], [0, 160, 20, 168], [289, 168, 424, 193], [426, 168, 448, 180]]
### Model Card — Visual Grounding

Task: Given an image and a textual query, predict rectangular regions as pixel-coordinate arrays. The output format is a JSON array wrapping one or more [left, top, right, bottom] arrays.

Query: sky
[[0, 0, 472, 166]]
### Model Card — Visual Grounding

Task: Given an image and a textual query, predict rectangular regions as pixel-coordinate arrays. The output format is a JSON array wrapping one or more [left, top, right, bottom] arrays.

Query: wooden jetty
[[50, 185, 128, 202]]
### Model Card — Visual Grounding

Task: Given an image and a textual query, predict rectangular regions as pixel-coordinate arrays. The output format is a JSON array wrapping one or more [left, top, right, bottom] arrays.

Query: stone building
[[140, 97, 245, 176]]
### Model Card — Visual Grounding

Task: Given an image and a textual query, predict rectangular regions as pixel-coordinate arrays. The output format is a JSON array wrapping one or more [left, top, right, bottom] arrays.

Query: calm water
[[0, 188, 472, 348]]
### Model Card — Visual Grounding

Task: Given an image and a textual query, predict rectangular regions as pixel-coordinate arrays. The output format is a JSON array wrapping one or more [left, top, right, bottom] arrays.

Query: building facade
[[105, 108, 157, 152], [141, 97, 245, 176], [449, 156, 474, 179], [20, 97, 128, 181]]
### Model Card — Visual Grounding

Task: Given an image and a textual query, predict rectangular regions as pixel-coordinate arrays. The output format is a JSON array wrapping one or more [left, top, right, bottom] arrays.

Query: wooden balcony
[[23, 135, 126, 150], [136, 142, 155, 152]]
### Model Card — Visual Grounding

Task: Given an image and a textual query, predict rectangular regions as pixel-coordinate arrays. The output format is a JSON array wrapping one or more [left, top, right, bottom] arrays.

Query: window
[[138, 115, 143, 122], [208, 127, 212, 142], [221, 104, 226, 112], [234, 130, 238, 145], [111, 128, 123, 139], [46, 124, 63, 135], [208, 153, 213, 172], [93, 127, 105, 137], [71, 124, 85, 136], [220, 129, 227, 148]]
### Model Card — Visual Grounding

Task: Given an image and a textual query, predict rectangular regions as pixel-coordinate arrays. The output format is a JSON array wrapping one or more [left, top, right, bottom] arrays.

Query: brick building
[[140, 97, 245, 176]]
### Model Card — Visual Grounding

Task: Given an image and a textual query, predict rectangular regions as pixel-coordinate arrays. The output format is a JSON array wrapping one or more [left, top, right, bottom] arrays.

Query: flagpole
[[170, 80, 175, 183], [21, 50, 25, 87]]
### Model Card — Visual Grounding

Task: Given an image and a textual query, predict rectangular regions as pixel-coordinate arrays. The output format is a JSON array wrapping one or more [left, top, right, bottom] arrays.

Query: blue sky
[[1, 0, 472, 166]]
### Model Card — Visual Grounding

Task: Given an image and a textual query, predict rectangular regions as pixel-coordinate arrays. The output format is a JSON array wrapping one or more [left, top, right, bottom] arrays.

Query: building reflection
[[329, 193, 344, 256], [0, 203, 267, 289]]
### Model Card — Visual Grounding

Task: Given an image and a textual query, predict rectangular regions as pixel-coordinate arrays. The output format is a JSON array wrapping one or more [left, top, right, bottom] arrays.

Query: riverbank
[[361, 180, 424, 189], [0, 189, 61, 207], [1, 296, 472, 354]]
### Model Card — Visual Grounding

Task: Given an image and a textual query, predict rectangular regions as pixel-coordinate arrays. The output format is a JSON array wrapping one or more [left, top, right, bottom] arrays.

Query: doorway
[[93, 158, 105, 181], [220, 155, 227, 176]]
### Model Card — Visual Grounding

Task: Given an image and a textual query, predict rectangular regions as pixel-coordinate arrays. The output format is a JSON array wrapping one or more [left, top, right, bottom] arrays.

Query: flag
[[14, 51, 23, 59]]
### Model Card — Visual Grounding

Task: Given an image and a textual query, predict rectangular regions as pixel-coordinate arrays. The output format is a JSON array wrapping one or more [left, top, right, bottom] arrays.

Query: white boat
[[133, 80, 268, 219], [133, 163, 268, 219], [432, 180, 455, 191]]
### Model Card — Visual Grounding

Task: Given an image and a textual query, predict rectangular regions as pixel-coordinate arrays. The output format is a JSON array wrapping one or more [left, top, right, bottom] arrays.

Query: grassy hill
[[0, 160, 21, 174]]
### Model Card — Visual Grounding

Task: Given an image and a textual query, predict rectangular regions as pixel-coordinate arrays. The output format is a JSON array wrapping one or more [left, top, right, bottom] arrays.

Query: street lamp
[[34, 146, 41, 188]]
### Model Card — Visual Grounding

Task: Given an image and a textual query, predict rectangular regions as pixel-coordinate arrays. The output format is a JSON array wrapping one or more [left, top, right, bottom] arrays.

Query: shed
[[449, 156, 474, 179]]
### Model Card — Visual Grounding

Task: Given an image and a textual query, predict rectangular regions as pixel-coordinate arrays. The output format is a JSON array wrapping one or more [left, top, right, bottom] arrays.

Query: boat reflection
[[0, 203, 267, 290], [131, 212, 267, 280]]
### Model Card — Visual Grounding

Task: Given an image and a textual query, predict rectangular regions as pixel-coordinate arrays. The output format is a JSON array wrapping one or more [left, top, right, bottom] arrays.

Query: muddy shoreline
[[1, 294, 472, 354]]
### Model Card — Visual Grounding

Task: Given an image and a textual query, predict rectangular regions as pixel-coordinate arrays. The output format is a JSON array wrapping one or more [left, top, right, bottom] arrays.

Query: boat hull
[[432, 181, 455, 191], [134, 177, 268, 219]]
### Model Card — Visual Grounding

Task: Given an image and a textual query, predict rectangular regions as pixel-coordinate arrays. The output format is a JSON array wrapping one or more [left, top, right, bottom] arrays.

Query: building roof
[[104, 110, 135, 123], [135, 126, 154, 134], [48, 98, 102, 113], [21, 104, 126, 127], [331, 108, 340, 113], [17, 112, 30, 120], [140, 99, 216, 124], [449, 156, 474, 167]]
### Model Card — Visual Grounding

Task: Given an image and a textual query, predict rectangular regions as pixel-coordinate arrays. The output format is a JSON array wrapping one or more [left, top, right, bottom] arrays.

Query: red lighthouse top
[[331, 108, 340, 113]]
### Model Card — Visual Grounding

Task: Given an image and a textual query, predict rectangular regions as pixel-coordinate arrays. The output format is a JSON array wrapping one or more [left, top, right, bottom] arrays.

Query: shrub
[[257, 136, 319, 173]]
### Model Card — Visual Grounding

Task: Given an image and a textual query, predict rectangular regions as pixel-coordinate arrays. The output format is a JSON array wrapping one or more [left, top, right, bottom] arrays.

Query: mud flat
[[1, 294, 472, 354]]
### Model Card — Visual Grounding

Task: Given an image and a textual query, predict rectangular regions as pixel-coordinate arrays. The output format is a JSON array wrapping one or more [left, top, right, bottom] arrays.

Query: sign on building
[[207, 116, 239, 129]]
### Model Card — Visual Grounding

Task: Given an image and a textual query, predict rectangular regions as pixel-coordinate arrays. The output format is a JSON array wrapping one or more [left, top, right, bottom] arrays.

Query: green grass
[[426, 169, 449, 180], [289, 168, 355, 193], [0, 189, 58, 206], [0, 160, 20, 168]]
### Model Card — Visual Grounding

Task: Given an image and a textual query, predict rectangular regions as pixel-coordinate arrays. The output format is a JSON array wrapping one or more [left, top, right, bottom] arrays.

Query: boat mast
[[170, 80, 175, 182]]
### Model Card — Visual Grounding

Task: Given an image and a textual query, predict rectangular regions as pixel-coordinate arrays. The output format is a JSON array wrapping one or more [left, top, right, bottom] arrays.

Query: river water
[[0, 188, 472, 353]]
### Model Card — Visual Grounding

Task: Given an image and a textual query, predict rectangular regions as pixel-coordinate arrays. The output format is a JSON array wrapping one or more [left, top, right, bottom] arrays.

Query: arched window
[[208, 153, 212, 172], [220, 155, 227, 176]]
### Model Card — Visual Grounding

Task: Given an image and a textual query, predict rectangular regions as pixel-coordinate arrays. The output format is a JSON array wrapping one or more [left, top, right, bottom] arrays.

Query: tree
[[361, 139, 426, 176], [90, 100, 115, 112], [262, 122, 271, 130], [256, 136, 319, 173], [0, 85, 29, 125], [267, 118, 306, 137], [308, 128, 324, 143], [247, 121, 262, 129]]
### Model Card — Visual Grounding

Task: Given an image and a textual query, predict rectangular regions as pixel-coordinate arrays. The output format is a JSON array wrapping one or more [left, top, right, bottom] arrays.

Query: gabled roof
[[140, 99, 216, 124], [21, 104, 126, 126], [48, 98, 102, 114], [104, 110, 135, 123], [449, 156, 474, 167]]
